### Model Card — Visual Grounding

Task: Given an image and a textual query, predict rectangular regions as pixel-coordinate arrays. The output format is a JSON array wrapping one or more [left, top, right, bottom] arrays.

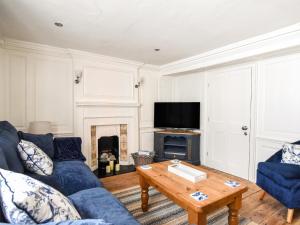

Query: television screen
[[154, 102, 200, 129]]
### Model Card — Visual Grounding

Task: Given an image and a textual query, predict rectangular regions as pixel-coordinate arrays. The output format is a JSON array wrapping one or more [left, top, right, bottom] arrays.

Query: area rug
[[113, 186, 257, 225]]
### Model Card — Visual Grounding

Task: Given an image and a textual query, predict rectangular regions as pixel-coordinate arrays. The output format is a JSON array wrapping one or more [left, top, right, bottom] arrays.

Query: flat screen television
[[154, 102, 200, 129]]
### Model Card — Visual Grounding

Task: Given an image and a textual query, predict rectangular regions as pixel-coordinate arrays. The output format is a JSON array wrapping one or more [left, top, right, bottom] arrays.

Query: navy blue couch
[[0, 121, 139, 225], [256, 140, 300, 223]]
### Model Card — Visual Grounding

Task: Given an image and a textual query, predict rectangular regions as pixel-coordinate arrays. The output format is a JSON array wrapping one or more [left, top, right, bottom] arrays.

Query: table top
[[136, 161, 248, 213]]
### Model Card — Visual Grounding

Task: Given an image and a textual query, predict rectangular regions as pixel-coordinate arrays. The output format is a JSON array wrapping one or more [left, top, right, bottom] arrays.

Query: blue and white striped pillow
[[17, 140, 53, 176]]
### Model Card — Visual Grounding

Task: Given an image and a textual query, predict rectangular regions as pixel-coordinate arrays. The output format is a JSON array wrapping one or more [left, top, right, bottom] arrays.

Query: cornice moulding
[[4, 38, 69, 56], [68, 49, 144, 67], [3, 38, 159, 70], [160, 23, 300, 75]]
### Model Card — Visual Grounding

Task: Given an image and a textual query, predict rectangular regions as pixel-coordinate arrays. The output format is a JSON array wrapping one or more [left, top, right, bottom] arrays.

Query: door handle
[[241, 126, 248, 131]]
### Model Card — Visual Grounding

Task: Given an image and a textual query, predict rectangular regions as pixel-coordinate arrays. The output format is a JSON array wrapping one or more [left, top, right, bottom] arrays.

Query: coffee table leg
[[228, 195, 242, 225], [139, 175, 149, 212], [188, 209, 207, 225]]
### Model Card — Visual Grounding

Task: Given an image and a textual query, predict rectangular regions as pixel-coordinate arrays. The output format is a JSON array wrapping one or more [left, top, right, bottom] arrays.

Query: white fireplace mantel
[[75, 101, 139, 170], [76, 100, 140, 108]]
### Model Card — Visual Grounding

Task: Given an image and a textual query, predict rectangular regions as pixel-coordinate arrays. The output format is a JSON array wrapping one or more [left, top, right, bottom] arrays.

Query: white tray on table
[[168, 163, 207, 183]]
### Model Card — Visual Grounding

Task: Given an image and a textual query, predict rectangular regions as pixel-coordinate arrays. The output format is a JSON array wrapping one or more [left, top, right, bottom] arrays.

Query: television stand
[[154, 130, 200, 165], [159, 129, 199, 135]]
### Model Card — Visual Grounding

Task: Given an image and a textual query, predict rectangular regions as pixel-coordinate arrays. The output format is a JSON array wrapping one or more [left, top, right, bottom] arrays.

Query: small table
[[136, 161, 248, 225]]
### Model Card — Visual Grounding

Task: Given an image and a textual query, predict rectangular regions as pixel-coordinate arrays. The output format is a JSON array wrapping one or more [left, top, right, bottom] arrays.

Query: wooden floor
[[102, 166, 300, 225]]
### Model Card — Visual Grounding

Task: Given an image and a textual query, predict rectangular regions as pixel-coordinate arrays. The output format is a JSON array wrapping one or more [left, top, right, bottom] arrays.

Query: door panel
[[207, 67, 252, 179]]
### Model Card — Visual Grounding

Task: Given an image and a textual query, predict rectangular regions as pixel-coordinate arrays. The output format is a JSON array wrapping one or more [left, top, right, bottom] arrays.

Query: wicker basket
[[131, 151, 154, 166]]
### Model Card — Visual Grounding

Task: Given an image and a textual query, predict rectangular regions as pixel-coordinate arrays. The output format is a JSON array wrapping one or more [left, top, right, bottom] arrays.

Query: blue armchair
[[256, 140, 300, 223]]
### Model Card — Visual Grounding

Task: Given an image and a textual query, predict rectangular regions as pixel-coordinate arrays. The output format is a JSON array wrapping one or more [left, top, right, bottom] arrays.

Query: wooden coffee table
[[136, 161, 248, 225]]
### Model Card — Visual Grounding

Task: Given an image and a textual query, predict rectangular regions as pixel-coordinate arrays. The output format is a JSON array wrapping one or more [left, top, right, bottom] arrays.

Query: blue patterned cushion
[[281, 143, 300, 165], [17, 140, 54, 176], [0, 168, 81, 224]]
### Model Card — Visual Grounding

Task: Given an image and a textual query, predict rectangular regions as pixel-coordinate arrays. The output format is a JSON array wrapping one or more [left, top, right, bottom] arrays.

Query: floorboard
[[101, 166, 297, 225]]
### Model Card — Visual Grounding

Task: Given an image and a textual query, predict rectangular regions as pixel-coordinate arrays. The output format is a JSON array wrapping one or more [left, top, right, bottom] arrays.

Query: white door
[[206, 67, 252, 179]]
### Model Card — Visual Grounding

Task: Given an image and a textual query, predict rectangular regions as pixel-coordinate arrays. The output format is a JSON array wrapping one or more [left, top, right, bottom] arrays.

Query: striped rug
[[113, 186, 257, 225]]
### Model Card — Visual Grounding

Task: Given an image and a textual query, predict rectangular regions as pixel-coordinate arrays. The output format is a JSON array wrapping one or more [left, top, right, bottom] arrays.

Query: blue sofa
[[0, 121, 139, 225], [256, 140, 300, 223]]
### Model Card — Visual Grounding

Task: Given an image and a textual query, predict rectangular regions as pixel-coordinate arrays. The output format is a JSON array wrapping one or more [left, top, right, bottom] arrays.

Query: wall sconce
[[75, 70, 83, 84], [135, 77, 144, 88]]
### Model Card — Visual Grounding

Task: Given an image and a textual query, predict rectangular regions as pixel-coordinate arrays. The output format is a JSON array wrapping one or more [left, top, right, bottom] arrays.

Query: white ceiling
[[1, 0, 300, 65]]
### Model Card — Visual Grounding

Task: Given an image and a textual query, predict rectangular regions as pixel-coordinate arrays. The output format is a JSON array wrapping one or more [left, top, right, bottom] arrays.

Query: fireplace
[[97, 136, 119, 176], [96, 133, 135, 178]]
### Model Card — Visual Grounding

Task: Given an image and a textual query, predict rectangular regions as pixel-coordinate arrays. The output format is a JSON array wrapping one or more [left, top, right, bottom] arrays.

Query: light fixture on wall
[[74, 70, 83, 84], [135, 77, 144, 88], [54, 22, 63, 27]]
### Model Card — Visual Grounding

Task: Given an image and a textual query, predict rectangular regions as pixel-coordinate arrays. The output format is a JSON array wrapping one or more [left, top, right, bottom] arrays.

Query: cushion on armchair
[[281, 143, 300, 165], [257, 162, 300, 190], [18, 131, 55, 158], [54, 137, 86, 161]]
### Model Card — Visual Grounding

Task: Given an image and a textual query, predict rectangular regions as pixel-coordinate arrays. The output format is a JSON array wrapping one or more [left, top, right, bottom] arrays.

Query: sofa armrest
[[54, 137, 86, 162]]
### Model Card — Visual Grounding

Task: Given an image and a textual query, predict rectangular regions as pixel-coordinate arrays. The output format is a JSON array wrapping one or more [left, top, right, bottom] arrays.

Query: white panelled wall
[[160, 52, 300, 181], [0, 39, 160, 167], [1, 37, 300, 178]]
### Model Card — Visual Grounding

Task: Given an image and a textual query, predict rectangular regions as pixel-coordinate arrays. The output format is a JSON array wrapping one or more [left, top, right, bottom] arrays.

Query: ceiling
[[1, 0, 300, 65]]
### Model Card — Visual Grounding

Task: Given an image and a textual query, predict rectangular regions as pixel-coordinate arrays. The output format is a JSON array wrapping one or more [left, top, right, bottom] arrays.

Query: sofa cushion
[[40, 219, 113, 225], [257, 170, 300, 209], [27, 160, 101, 196], [0, 121, 24, 173], [257, 162, 300, 189], [0, 149, 6, 223], [18, 131, 55, 158], [18, 140, 54, 176], [0, 148, 8, 170], [69, 188, 140, 225], [54, 137, 86, 162], [0, 169, 81, 224]]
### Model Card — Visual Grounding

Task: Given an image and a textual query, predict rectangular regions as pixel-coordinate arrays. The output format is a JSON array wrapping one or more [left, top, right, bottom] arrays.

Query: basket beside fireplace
[[131, 151, 154, 166]]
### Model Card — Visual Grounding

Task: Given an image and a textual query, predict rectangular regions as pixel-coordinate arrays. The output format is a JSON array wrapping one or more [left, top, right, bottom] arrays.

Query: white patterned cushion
[[281, 143, 300, 165], [18, 140, 54, 176], [0, 168, 81, 224]]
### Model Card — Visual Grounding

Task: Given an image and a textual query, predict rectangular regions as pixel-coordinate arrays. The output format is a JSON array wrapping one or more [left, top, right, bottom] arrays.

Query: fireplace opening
[[98, 136, 119, 177], [96, 135, 135, 178], [98, 135, 119, 162]]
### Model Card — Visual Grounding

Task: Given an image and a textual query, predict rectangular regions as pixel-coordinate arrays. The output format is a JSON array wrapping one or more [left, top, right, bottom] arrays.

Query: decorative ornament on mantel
[[28, 121, 52, 134]]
